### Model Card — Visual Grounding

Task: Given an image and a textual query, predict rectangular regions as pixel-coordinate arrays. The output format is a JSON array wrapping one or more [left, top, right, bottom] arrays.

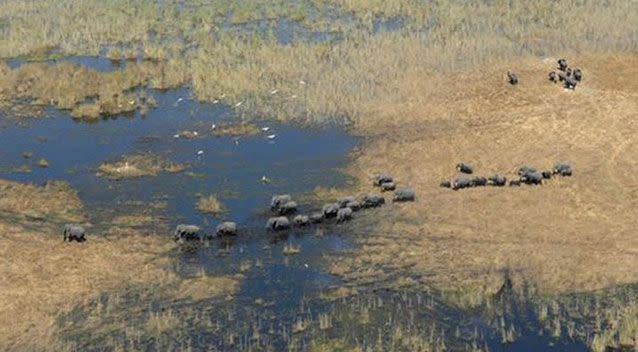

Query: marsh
[[1, 1, 637, 351]]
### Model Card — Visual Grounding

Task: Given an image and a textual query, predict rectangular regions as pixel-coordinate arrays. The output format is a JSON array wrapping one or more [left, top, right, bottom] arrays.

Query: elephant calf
[[393, 189, 416, 202], [518, 166, 537, 176], [346, 200, 361, 211], [266, 217, 290, 231], [361, 195, 385, 208], [440, 180, 452, 188], [336, 207, 353, 223], [174, 224, 202, 242], [63, 224, 86, 243], [216, 222, 237, 237]]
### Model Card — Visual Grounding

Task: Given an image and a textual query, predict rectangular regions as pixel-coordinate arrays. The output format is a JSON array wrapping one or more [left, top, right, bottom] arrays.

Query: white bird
[[270, 89, 278, 95], [220, 94, 226, 98], [261, 127, 270, 132], [299, 80, 306, 85], [260, 175, 271, 184], [193, 131, 198, 136], [291, 95, 297, 99], [173, 134, 180, 138], [235, 102, 243, 107], [211, 124, 217, 130], [212, 100, 219, 104], [233, 139, 240, 145], [304, 263, 309, 268], [176, 97, 184, 103], [197, 150, 204, 156], [267, 134, 276, 140]]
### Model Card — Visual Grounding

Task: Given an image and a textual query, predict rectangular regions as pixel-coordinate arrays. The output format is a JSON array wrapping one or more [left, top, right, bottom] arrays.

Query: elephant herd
[[508, 58, 583, 90], [441, 162, 573, 190], [170, 174, 415, 242]]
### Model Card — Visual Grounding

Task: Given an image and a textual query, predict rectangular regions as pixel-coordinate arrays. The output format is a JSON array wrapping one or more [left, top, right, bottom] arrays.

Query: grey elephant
[[216, 222, 237, 237], [270, 194, 292, 211], [266, 216, 290, 231], [471, 176, 488, 187], [518, 166, 537, 176], [63, 224, 86, 243], [553, 163, 572, 176], [336, 207, 353, 223], [309, 212, 324, 224], [541, 171, 552, 179], [323, 203, 340, 218], [337, 196, 356, 208], [346, 200, 361, 211], [278, 201, 298, 215], [456, 163, 473, 174], [293, 215, 310, 227], [520, 171, 543, 185], [488, 174, 507, 187], [361, 195, 385, 208], [380, 182, 396, 192], [440, 180, 452, 188], [174, 224, 202, 242], [393, 189, 416, 202], [558, 58, 568, 71], [373, 174, 393, 187], [453, 177, 472, 190], [573, 68, 582, 82]]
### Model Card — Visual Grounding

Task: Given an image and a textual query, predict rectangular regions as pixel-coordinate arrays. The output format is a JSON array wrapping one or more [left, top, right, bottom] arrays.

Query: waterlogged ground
[[2, 77, 634, 351]]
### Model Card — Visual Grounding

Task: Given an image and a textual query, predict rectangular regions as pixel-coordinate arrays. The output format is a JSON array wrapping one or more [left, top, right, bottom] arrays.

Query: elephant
[[293, 215, 310, 227], [471, 176, 488, 187], [453, 177, 472, 190], [278, 201, 298, 215], [216, 222, 237, 237], [174, 224, 202, 242], [509, 180, 521, 187], [558, 58, 568, 71], [323, 203, 340, 218], [361, 195, 385, 208], [337, 196, 356, 208], [507, 71, 518, 85], [518, 166, 537, 176], [520, 171, 543, 185], [373, 174, 394, 187], [393, 189, 416, 202], [541, 171, 552, 179], [336, 207, 353, 223], [488, 174, 507, 187], [309, 212, 324, 224], [63, 224, 86, 243], [553, 163, 573, 176], [266, 216, 290, 231], [573, 68, 582, 82], [270, 194, 292, 211], [380, 182, 396, 192], [456, 163, 473, 174], [440, 180, 452, 188], [346, 201, 361, 211], [548, 71, 557, 83]]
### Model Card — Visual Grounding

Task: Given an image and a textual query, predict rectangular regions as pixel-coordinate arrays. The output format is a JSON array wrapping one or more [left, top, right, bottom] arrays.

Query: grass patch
[[97, 154, 186, 180], [195, 194, 225, 216], [212, 123, 260, 138]]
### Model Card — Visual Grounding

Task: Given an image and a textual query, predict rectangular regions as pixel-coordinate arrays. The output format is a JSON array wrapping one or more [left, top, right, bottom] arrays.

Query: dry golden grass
[[97, 154, 186, 180], [0, 179, 239, 351], [336, 54, 638, 302], [212, 123, 260, 137], [196, 194, 225, 216]]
